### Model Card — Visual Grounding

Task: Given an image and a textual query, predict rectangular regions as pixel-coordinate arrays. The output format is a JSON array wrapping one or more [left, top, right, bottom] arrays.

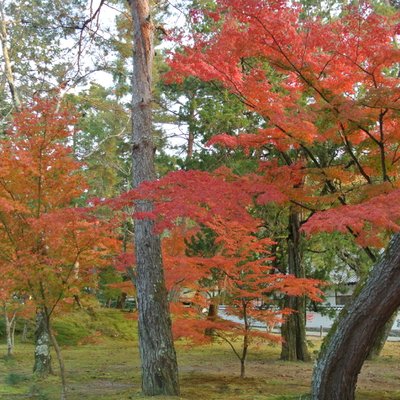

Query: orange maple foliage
[[106, 0, 400, 373], [160, 209, 322, 377], [111, 0, 400, 371], [0, 99, 118, 326], [108, 166, 324, 376], [165, 0, 400, 247]]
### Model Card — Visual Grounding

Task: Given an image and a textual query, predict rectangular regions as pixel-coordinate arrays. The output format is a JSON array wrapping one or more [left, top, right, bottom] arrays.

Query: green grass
[[0, 309, 400, 399]]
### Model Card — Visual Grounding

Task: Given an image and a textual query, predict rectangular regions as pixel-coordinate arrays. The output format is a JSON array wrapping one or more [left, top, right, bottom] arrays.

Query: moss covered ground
[[1, 309, 400, 399]]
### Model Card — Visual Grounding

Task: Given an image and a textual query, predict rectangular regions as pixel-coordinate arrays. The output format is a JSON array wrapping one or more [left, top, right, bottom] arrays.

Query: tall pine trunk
[[280, 210, 310, 361], [33, 309, 52, 376], [312, 233, 400, 400], [127, 0, 179, 395]]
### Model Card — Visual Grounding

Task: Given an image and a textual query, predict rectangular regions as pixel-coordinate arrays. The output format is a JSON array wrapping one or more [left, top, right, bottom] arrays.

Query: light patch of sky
[[86, 0, 121, 88], [155, 1, 192, 155], [83, 1, 191, 156], [87, 0, 187, 88]]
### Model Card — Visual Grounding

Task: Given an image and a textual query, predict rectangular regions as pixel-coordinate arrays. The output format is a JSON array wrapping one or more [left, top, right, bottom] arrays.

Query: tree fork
[[127, 0, 179, 395], [312, 233, 400, 400]]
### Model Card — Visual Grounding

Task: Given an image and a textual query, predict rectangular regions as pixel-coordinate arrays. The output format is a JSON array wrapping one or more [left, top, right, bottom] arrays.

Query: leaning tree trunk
[[312, 233, 400, 400], [48, 320, 67, 400], [367, 311, 397, 360], [127, 0, 179, 396], [33, 309, 52, 376], [280, 210, 310, 361]]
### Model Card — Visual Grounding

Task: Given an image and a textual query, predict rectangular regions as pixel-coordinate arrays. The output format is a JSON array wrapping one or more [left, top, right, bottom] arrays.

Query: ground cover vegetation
[[1, 0, 400, 399], [1, 311, 400, 399]]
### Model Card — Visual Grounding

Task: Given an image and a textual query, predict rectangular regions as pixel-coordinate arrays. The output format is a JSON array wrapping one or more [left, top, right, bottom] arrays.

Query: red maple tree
[[162, 220, 322, 378], [0, 98, 118, 395], [162, 0, 400, 396], [111, 167, 323, 377], [165, 0, 400, 243]]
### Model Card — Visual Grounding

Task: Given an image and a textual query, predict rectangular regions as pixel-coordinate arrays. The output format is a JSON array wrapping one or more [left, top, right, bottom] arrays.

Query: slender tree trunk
[[240, 301, 249, 378], [280, 211, 310, 361], [127, 0, 179, 395], [186, 127, 194, 161], [0, 1, 21, 110], [10, 327, 15, 354], [4, 308, 16, 357], [10, 312, 16, 355], [240, 332, 249, 379], [21, 320, 28, 342], [205, 303, 218, 336], [33, 310, 52, 376], [312, 233, 400, 400], [48, 321, 67, 400], [186, 92, 196, 163], [116, 292, 127, 309]]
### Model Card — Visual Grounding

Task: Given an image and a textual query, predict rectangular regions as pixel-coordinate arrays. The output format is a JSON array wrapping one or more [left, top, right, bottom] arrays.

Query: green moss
[[52, 318, 91, 346], [86, 309, 137, 340], [51, 308, 137, 345], [4, 372, 30, 385], [267, 395, 311, 400], [0, 384, 26, 394], [356, 390, 400, 399]]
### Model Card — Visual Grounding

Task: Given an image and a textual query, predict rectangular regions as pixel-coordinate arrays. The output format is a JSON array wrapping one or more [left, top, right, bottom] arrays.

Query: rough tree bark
[[205, 303, 218, 336], [33, 309, 52, 376], [127, 0, 180, 396], [312, 232, 400, 400], [280, 210, 310, 361], [367, 312, 396, 360]]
